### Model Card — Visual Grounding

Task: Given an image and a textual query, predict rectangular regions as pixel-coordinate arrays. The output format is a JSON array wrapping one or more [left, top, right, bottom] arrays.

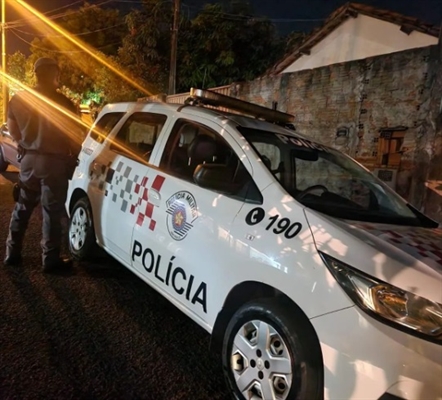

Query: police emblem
[[166, 191, 198, 240]]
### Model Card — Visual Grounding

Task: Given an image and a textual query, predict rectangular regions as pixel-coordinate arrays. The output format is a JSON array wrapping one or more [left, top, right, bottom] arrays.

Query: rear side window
[[110, 112, 167, 163], [90, 112, 125, 143]]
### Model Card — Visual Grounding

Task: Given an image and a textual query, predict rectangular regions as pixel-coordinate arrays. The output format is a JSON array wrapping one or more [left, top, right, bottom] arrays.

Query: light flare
[[12, 0, 155, 97], [4, 1, 183, 162], [2, 70, 88, 146], [1, 70, 152, 163]]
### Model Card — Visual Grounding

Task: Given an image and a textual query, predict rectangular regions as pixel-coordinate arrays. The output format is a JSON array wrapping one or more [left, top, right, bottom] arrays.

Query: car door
[[131, 118, 262, 326], [91, 110, 171, 262]]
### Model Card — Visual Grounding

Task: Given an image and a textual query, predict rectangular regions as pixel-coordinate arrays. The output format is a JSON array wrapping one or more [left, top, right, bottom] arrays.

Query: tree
[[177, 2, 284, 91], [118, 0, 285, 94], [93, 54, 143, 103], [285, 31, 306, 51], [23, 0, 294, 102], [7, 51, 27, 83], [117, 0, 174, 94], [6, 51, 32, 95], [28, 2, 127, 101]]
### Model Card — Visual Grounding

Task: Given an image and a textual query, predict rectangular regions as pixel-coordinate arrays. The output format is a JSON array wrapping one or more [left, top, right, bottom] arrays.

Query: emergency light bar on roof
[[186, 88, 295, 125]]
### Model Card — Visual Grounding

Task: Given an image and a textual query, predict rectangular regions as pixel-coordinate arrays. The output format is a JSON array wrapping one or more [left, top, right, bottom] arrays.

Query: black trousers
[[6, 154, 69, 266]]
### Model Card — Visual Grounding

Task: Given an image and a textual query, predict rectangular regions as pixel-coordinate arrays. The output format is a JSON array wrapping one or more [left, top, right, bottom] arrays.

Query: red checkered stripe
[[380, 229, 442, 266], [406, 230, 442, 265], [130, 174, 166, 231], [356, 223, 442, 266]]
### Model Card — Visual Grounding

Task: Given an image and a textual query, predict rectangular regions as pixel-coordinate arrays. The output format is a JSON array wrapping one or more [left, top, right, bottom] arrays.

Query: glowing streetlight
[[1, 0, 7, 123]]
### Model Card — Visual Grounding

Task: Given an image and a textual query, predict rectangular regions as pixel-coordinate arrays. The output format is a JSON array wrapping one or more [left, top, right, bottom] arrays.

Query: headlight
[[320, 252, 442, 343]]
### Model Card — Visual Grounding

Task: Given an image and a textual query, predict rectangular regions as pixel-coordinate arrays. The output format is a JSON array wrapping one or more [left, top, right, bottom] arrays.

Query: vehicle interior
[[239, 127, 437, 227]]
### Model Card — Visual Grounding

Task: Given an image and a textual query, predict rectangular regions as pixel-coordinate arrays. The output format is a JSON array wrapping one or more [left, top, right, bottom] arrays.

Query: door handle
[[149, 189, 161, 205]]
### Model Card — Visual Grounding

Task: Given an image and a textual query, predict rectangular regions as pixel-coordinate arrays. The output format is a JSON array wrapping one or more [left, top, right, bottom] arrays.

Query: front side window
[[240, 127, 430, 227], [160, 120, 261, 203], [110, 112, 167, 163]]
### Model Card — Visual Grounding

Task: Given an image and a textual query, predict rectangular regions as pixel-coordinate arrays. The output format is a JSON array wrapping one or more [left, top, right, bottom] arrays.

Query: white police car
[[67, 89, 442, 400]]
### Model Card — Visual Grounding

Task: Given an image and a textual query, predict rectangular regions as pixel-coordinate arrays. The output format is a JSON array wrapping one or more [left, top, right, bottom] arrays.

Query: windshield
[[240, 127, 429, 227]]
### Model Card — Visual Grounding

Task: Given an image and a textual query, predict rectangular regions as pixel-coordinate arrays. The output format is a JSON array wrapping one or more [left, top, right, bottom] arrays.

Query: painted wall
[[283, 15, 438, 73]]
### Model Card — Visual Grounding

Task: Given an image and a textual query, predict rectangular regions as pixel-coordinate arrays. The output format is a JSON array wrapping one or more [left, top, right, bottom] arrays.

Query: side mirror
[[193, 163, 234, 193]]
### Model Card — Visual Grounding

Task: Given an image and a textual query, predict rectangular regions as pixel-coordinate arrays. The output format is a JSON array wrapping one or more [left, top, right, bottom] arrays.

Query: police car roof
[[102, 101, 290, 131], [100, 100, 327, 146]]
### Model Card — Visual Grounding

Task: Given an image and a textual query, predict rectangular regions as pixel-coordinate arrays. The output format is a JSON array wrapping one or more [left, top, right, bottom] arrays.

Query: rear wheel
[[0, 148, 9, 172], [68, 197, 97, 260], [222, 298, 323, 400]]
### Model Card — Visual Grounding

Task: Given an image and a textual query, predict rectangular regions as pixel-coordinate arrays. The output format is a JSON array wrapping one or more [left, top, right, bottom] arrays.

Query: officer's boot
[[4, 250, 22, 266], [41, 221, 73, 273], [4, 179, 38, 266], [4, 237, 23, 266], [4, 213, 26, 266], [42, 249, 73, 273]]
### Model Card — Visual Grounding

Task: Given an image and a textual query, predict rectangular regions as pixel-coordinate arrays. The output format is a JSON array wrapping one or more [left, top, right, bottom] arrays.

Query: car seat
[[187, 133, 217, 178], [169, 124, 199, 175]]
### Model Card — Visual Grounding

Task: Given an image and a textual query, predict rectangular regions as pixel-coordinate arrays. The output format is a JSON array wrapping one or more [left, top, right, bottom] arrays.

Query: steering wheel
[[260, 155, 272, 170], [297, 184, 329, 200], [261, 156, 285, 175]]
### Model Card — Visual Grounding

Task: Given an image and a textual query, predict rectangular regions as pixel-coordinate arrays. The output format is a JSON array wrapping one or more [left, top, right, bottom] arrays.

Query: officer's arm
[[7, 118, 22, 142], [7, 96, 22, 142]]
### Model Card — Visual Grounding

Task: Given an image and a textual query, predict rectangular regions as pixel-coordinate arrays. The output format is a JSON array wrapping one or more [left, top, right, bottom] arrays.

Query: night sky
[[4, 0, 442, 55]]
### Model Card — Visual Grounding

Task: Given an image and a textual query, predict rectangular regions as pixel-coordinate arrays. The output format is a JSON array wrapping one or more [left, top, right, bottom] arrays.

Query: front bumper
[[311, 306, 442, 400]]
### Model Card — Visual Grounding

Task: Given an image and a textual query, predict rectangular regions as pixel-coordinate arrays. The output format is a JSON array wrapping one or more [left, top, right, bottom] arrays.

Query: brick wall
[[420, 39, 442, 222], [230, 46, 442, 223]]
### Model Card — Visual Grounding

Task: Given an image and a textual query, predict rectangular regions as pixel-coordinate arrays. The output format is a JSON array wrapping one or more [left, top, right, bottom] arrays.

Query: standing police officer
[[4, 57, 82, 272]]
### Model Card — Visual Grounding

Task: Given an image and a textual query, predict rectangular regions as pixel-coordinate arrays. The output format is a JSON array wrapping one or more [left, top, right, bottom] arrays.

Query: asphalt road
[[0, 168, 230, 400]]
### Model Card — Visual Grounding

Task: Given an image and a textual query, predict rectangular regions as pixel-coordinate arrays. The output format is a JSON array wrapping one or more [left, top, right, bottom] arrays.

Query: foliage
[[117, 0, 174, 94], [19, 0, 295, 102], [7, 51, 27, 83], [93, 55, 143, 103], [285, 31, 306, 51], [6, 51, 32, 95], [176, 2, 284, 92], [118, 0, 285, 94], [28, 2, 127, 100]]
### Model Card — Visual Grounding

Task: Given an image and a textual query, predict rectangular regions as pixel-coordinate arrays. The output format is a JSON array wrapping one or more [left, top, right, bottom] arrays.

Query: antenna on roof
[[185, 88, 295, 125]]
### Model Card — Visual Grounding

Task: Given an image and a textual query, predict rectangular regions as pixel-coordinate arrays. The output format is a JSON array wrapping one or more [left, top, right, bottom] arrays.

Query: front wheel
[[68, 197, 97, 260], [222, 298, 323, 400]]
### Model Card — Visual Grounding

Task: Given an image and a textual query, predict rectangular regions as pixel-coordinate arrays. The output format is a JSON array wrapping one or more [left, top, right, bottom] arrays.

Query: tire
[[0, 148, 9, 172], [68, 197, 97, 260], [222, 298, 323, 400]]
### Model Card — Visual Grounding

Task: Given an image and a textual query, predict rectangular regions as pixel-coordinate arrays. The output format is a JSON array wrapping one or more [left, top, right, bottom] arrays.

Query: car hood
[[304, 209, 442, 304]]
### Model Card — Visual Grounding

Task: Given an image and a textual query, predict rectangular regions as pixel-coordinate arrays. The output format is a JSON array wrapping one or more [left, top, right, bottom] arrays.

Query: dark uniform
[[4, 58, 82, 271]]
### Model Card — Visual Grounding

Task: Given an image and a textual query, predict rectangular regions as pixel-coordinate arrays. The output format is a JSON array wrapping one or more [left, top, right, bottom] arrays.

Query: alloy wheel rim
[[69, 206, 89, 251], [231, 319, 293, 400]]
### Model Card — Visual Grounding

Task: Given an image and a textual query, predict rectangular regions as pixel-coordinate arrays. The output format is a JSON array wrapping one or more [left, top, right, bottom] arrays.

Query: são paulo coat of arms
[[166, 191, 198, 240]]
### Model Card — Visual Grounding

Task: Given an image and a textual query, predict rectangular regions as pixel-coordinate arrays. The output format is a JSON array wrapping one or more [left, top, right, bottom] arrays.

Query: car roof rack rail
[[184, 88, 295, 125]]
